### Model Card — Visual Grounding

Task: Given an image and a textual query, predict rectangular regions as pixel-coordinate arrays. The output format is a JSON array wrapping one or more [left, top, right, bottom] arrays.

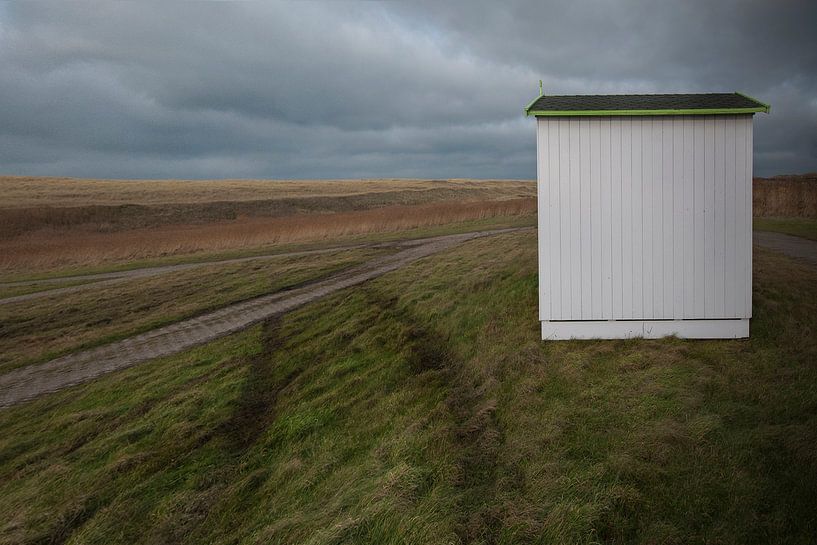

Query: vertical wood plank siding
[[537, 115, 753, 321]]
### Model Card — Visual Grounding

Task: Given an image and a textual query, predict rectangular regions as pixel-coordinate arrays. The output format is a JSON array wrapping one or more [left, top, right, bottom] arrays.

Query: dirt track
[[753, 231, 817, 267], [0, 228, 523, 408]]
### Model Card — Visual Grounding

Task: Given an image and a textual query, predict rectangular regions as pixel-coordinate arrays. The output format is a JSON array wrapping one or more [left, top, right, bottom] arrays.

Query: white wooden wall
[[537, 115, 753, 322]]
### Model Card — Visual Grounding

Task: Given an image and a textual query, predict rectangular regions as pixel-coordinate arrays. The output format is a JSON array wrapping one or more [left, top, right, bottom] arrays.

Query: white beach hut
[[525, 92, 770, 339]]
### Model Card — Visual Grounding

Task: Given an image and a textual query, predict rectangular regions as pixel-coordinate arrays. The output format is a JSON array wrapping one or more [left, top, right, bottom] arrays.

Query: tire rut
[[360, 289, 503, 544], [136, 318, 299, 544], [216, 317, 301, 453]]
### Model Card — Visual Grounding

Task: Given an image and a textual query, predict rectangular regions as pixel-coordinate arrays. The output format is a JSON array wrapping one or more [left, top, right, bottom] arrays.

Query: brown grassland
[[0, 176, 533, 208], [0, 199, 535, 272], [0, 177, 536, 274]]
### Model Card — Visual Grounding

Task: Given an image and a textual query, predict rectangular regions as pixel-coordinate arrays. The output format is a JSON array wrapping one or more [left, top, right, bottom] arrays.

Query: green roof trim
[[524, 92, 770, 117], [525, 107, 768, 117], [735, 91, 771, 113], [523, 94, 543, 113]]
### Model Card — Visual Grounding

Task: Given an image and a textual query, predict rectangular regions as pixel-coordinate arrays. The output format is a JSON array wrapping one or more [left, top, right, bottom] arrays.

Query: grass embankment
[[1, 231, 816, 544], [0, 278, 101, 299], [0, 247, 386, 374], [754, 217, 817, 241]]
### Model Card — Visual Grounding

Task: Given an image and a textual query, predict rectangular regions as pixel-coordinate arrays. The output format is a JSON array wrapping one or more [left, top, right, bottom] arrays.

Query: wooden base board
[[541, 319, 749, 340]]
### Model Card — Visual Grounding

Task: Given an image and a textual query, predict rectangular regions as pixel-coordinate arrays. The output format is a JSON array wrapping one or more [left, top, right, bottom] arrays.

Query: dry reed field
[[753, 173, 817, 218], [0, 177, 536, 273], [0, 176, 533, 208]]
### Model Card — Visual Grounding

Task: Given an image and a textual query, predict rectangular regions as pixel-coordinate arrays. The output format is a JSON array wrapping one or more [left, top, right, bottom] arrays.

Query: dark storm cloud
[[0, 1, 814, 179]]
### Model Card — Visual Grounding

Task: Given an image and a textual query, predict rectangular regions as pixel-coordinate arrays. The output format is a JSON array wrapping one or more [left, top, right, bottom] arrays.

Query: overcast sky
[[0, 1, 815, 179]]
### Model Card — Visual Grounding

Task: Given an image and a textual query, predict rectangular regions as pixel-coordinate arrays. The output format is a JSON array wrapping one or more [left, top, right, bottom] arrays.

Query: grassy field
[[1, 230, 815, 544], [0, 247, 387, 374], [0, 177, 533, 208], [0, 278, 102, 299], [754, 217, 817, 241], [0, 177, 535, 275]]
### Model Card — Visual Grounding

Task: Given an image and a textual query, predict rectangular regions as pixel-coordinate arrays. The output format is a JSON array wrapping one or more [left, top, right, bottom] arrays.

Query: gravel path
[[754, 231, 817, 267], [0, 228, 523, 408]]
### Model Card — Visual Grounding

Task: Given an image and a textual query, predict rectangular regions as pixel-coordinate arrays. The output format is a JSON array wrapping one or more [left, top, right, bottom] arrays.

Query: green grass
[[0, 278, 102, 299], [754, 217, 817, 241], [0, 247, 388, 374], [1, 231, 816, 544]]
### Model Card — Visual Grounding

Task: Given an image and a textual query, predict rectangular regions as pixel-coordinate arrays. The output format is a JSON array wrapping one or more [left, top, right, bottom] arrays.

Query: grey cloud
[[0, 1, 814, 179]]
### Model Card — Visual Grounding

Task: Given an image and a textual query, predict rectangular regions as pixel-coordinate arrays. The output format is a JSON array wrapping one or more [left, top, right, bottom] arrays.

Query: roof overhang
[[526, 107, 769, 117], [524, 92, 771, 117]]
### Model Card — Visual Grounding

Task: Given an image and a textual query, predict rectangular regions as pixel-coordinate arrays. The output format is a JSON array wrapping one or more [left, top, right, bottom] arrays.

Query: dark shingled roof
[[525, 92, 770, 116]]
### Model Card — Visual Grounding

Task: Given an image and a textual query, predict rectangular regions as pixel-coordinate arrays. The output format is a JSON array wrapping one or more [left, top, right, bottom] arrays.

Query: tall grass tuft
[[753, 174, 817, 218]]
